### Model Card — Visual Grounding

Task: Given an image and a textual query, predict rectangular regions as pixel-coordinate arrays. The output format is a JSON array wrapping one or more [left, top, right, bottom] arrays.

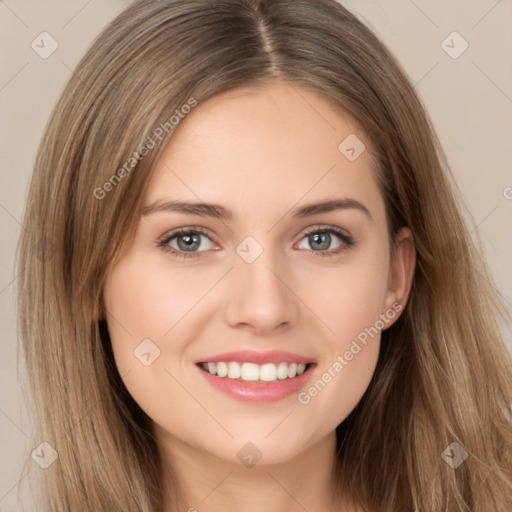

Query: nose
[[223, 247, 299, 335]]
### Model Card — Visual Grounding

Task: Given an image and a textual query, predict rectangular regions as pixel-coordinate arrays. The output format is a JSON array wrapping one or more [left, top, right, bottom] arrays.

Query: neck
[[158, 430, 343, 512]]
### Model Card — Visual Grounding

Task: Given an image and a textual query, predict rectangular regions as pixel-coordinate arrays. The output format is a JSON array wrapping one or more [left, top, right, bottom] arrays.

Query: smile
[[196, 360, 317, 403], [198, 361, 309, 382]]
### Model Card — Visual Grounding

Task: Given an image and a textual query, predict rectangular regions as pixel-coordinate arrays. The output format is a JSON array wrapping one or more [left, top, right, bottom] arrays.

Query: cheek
[[103, 258, 211, 351], [293, 250, 389, 419], [299, 247, 390, 350], [102, 259, 211, 429]]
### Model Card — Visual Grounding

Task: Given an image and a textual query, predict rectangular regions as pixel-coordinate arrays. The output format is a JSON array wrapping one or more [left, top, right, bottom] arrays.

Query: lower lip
[[196, 363, 317, 403]]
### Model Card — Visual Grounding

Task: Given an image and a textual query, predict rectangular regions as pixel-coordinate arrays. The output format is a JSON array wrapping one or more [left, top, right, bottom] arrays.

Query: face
[[102, 81, 414, 466]]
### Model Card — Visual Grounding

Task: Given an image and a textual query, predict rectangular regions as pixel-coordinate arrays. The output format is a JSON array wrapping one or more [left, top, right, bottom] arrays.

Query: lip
[[195, 349, 315, 365], [195, 361, 317, 403]]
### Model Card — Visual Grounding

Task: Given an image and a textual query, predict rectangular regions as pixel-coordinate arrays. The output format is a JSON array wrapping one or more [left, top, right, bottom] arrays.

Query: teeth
[[260, 363, 276, 382], [216, 362, 228, 378], [227, 361, 241, 379], [276, 362, 289, 379], [200, 361, 308, 382], [242, 362, 260, 381]]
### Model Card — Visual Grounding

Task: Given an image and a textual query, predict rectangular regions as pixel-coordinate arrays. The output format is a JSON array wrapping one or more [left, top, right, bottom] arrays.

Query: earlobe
[[382, 226, 416, 323]]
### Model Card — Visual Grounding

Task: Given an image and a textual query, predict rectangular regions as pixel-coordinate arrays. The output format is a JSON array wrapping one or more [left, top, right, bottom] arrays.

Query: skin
[[102, 81, 416, 512]]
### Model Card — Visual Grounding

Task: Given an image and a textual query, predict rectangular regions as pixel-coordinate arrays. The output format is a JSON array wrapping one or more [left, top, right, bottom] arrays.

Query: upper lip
[[195, 350, 315, 365]]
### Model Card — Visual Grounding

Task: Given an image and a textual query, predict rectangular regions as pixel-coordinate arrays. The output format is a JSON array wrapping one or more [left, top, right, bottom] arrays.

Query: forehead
[[144, 82, 383, 221]]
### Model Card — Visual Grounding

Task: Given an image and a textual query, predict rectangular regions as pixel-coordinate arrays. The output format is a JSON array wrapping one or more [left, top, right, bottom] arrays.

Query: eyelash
[[157, 225, 355, 260]]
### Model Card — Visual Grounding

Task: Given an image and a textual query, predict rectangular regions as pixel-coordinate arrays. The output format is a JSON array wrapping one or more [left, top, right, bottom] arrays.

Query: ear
[[382, 226, 416, 327]]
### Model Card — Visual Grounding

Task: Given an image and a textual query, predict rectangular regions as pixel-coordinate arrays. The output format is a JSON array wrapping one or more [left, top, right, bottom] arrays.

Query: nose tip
[[223, 251, 298, 333]]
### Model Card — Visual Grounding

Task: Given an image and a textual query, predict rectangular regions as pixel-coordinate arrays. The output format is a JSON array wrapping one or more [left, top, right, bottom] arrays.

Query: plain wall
[[1, 1, 511, 510]]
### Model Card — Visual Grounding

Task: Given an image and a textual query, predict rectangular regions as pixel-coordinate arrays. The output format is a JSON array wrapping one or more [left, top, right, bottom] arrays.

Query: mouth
[[196, 361, 316, 383], [194, 349, 317, 402]]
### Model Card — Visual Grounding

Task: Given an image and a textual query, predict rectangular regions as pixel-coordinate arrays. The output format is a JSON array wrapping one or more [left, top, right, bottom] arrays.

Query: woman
[[17, 0, 512, 510]]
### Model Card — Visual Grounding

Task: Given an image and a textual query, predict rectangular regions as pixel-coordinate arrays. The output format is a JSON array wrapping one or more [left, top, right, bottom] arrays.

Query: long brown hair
[[17, 0, 512, 510]]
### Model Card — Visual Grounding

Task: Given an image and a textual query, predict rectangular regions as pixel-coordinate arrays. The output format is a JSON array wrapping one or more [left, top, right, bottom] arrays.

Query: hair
[[16, 0, 512, 510]]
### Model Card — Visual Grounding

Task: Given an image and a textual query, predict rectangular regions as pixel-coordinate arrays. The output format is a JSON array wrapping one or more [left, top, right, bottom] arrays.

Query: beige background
[[1, 1, 511, 510]]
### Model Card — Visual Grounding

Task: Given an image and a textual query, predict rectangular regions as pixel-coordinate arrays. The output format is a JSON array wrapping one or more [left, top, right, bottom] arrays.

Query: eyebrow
[[141, 198, 373, 221]]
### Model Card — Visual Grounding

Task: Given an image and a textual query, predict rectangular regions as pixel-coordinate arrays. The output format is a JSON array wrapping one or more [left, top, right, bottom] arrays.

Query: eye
[[158, 227, 217, 260], [158, 225, 355, 260], [295, 226, 354, 257]]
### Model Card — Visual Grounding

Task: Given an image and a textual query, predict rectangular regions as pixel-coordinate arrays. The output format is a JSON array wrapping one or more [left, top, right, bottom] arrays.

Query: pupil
[[178, 233, 200, 251], [311, 232, 330, 250]]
